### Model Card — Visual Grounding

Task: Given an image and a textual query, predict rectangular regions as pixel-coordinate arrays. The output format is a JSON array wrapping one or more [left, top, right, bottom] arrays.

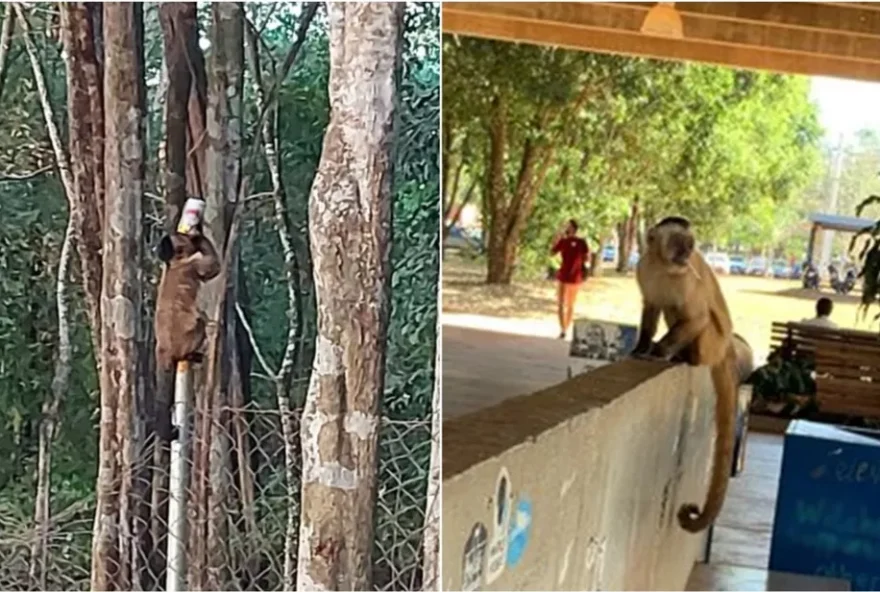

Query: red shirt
[[552, 236, 589, 283]]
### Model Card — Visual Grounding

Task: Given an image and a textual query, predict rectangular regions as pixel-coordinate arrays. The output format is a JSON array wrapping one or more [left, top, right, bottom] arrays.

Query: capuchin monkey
[[631, 216, 738, 533], [153, 229, 220, 441]]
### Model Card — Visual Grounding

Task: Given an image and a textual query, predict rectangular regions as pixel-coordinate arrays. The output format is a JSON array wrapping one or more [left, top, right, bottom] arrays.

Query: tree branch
[[235, 302, 277, 379], [0, 4, 16, 103], [0, 164, 52, 181]]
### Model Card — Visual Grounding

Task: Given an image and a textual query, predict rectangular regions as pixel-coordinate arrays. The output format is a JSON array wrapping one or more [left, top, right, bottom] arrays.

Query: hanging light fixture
[[640, 2, 684, 39]]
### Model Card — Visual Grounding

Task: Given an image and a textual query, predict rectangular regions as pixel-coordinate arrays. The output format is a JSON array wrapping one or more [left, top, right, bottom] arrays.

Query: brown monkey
[[631, 216, 737, 533], [153, 231, 220, 440]]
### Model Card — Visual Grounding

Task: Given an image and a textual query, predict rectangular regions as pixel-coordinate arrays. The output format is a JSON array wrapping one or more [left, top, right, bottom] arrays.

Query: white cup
[[177, 198, 205, 235]]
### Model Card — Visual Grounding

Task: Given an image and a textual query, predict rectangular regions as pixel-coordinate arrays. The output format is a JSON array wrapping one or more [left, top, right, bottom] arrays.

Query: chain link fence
[[0, 406, 436, 591]]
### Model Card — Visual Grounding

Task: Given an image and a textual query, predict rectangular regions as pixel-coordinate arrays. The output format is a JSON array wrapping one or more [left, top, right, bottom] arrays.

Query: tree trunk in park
[[589, 251, 601, 278], [91, 4, 147, 589], [616, 200, 639, 273], [60, 2, 105, 358], [484, 96, 554, 285], [296, 3, 402, 590]]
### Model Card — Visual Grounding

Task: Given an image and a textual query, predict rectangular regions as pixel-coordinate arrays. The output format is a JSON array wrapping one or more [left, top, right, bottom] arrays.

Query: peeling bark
[[296, 4, 403, 590], [159, 2, 198, 229], [91, 4, 146, 590], [194, 4, 245, 589], [60, 2, 105, 361]]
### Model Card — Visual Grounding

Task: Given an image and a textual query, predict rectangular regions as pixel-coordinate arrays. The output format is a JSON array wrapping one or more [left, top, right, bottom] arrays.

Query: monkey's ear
[[156, 235, 175, 263]]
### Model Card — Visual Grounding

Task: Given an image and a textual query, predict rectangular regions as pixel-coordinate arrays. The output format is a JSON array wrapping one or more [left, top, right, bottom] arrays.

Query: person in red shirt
[[550, 219, 590, 339]]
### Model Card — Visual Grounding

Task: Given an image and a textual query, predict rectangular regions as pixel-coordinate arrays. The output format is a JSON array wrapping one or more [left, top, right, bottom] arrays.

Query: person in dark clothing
[[550, 219, 589, 339]]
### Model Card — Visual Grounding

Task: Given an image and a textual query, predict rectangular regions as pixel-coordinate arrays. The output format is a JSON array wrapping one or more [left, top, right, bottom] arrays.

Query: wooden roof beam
[[443, 3, 880, 65], [443, 9, 880, 82], [608, 2, 880, 40]]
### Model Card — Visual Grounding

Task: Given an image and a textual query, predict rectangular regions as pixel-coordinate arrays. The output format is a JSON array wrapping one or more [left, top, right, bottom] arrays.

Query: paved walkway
[[442, 323, 570, 417]]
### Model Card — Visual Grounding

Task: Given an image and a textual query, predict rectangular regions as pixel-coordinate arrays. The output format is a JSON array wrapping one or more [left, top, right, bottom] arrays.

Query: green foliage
[[443, 37, 825, 277], [747, 357, 816, 403]]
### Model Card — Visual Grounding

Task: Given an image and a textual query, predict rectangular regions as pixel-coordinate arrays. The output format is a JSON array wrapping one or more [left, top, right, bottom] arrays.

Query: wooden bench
[[769, 322, 880, 418]]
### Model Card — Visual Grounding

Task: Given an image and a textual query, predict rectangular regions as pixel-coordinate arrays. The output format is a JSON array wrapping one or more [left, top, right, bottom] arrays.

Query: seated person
[[772, 297, 838, 363], [799, 297, 837, 329]]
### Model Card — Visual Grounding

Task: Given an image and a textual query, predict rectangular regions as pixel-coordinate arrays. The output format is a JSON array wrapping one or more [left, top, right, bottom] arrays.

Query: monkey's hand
[[183, 251, 204, 265], [631, 342, 672, 361]]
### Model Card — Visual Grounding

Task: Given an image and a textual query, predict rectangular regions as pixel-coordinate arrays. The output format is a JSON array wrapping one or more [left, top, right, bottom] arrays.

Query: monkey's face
[[646, 219, 694, 269]]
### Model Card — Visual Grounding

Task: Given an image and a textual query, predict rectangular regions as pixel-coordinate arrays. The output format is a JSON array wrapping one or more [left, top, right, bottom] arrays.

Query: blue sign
[[769, 420, 880, 591], [506, 497, 532, 567]]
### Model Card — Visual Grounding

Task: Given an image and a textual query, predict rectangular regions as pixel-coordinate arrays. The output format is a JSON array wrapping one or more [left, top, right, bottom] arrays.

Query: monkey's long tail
[[677, 356, 737, 533]]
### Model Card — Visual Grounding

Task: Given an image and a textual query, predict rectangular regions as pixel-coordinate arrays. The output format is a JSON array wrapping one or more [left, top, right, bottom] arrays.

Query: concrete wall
[[442, 359, 718, 591]]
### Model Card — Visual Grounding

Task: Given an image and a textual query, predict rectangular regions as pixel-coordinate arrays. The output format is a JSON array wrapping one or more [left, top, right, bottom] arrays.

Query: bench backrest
[[770, 321, 880, 418]]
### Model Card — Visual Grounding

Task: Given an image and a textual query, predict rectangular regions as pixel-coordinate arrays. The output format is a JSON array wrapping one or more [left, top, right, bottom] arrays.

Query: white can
[[177, 197, 206, 235]]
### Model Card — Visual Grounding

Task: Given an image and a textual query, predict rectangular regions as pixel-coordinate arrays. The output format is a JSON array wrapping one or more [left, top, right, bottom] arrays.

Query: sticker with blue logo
[[506, 496, 532, 568]]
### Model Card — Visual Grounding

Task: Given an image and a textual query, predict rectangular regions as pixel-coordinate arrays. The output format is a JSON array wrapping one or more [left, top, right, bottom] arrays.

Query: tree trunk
[[0, 5, 15, 103], [421, 328, 441, 591], [615, 200, 639, 273], [152, 8, 201, 584], [159, 2, 197, 229], [193, 4, 245, 589], [484, 98, 554, 284], [60, 2, 105, 361], [296, 3, 402, 590], [29, 219, 74, 589], [91, 4, 146, 590], [615, 224, 626, 273]]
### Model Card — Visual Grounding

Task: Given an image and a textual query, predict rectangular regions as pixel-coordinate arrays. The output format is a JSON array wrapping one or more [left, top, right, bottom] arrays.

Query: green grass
[[442, 255, 874, 362]]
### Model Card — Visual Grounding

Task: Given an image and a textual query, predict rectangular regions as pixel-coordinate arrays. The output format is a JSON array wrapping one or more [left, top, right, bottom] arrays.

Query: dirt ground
[[442, 255, 874, 363]]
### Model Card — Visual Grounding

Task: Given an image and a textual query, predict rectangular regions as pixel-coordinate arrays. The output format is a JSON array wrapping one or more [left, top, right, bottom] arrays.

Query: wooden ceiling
[[442, 2, 880, 81]]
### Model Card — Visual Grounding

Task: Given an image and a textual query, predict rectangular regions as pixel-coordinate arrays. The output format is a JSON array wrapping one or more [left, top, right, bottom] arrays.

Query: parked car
[[602, 244, 616, 263], [770, 259, 792, 279], [443, 225, 483, 254], [746, 257, 769, 276], [628, 249, 640, 269], [705, 252, 731, 275], [729, 255, 747, 275]]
